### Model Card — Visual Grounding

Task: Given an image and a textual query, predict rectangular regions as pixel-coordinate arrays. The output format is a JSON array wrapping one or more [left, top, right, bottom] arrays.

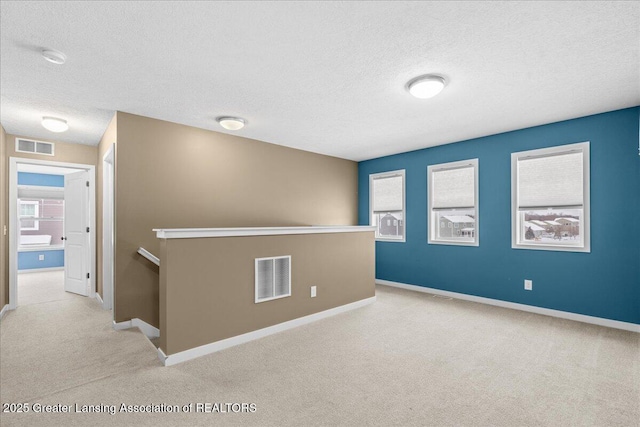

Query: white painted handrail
[[138, 247, 160, 266]]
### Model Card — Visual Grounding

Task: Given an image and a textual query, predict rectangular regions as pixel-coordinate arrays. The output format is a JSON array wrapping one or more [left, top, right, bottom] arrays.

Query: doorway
[[8, 158, 96, 310]]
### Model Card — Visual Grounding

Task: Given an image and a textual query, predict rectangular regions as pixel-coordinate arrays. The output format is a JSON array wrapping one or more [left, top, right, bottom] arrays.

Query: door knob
[[61, 237, 67, 240]]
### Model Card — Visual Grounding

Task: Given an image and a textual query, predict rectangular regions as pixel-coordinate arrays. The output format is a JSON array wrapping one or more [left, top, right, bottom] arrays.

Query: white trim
[[9, 157, 96, 310], [18, 245, 64, 252], [376, 279, 639, 333], [17, 266, 64, 274], [369, 169, 406, 243], [511, 141, 590, 253], [112, 319, 132, 330], [132, 319, 160, 338], [95, 292, 104, 305], [160, 296, 377, 366], [157, 347, 168, 365], [137, 247, 159, 266], [17, 184, 65, 192], [113, 318, 160, 339], [102, 144, 115, 312], [154, 225, 376, 239], [427, 159, 479, 247], [0, 304, 9, 321]]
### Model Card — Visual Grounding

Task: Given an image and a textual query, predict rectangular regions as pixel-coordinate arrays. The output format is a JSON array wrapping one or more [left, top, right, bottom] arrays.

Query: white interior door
[[64, 170, 89, 296]]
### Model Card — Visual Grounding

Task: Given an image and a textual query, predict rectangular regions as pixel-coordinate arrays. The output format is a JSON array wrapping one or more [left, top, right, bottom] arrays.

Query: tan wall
[[0, 126, 7, 310], [1, 134, 98, 308], [114, 112, 358, 328], [160, 231, 375, 355], [96, 114, 117, 298]]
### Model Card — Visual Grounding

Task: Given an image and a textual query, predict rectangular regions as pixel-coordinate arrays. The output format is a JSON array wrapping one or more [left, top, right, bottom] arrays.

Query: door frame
[[9, 157, 96, 309], [102, 144, 115, 312]]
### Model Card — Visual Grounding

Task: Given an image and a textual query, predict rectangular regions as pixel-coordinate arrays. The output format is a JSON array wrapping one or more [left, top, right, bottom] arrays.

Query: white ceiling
[[1, 1, 638, 161]]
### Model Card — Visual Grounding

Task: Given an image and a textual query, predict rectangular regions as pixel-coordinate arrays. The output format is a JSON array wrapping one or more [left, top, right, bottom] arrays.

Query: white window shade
[[432, 166, 475, 209], [517, 151, 583, 208], [373, 175, 403, 212]]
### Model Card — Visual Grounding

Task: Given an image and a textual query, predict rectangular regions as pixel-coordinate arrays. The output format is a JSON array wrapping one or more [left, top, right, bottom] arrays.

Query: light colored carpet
[[1, 281, 638, 426], [17, 270, 76, 306]]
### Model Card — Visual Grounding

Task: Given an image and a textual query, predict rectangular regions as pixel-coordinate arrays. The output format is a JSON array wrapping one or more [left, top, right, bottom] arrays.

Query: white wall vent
[[16, 138, 55, 156], [255, 255, 291, 303]]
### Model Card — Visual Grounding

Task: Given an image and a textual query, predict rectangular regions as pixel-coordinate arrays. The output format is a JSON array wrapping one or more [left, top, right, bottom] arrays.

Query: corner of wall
[[96, 112, 118, 301], [0, 124, 7, 310]]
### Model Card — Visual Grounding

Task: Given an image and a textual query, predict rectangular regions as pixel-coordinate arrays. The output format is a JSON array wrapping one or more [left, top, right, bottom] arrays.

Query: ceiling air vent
[[16, 138, 55, 156], [255, 256, 291, 303]]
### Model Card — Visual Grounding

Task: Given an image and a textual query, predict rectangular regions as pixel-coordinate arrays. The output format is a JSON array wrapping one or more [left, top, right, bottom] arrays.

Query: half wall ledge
[[153, 225, 376, 239], [156, 225, 376, 365]]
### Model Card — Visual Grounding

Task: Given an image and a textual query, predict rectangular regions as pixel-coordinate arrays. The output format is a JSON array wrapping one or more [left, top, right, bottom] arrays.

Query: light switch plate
[[311, 286, 317, 298], [524, 279, 532, 291]]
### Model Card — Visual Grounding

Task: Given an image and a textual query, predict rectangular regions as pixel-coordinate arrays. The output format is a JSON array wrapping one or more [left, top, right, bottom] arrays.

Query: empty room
[[0, 1, 638, 426]]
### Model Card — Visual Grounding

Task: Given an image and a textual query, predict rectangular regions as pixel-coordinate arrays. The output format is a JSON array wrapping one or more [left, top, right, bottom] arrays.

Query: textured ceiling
[[1, 1, 638, 161]]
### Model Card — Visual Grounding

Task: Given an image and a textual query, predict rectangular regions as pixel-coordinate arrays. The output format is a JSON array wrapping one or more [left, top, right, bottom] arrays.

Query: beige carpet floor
[[1, 278, 638, 427], [17, 270, 75, 307]]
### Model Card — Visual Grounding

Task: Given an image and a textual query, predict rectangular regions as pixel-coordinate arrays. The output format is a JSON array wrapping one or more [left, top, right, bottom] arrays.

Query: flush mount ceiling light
[[41, 49, 66, 65], [407, 75, 446, 99], [216, 117, 245, 131], [41, 117, 69, 133]]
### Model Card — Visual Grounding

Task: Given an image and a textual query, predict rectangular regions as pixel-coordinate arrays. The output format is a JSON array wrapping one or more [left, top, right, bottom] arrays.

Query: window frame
[[511, 141, 590, 253], [369, 169, 406, 243], [19, 200, 40, 231], [427, 158, 479, 247]]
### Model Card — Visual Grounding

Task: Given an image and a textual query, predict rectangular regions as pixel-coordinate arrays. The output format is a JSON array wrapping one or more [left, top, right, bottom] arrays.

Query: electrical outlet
[[39, 254, 45, 261], [524, 279, 532, 291], [311, 286, 317, 298]]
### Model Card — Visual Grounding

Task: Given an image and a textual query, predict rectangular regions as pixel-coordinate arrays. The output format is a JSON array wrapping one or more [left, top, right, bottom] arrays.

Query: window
[[255, 256, 291, 303], [512, 142, 590, 252], [19, 200, 39, 231], [428, 159, 479, 246], [370, 170, 405, 242]]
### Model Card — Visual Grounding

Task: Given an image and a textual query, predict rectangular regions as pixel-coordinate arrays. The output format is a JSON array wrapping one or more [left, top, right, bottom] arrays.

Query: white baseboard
[[160, 295, 377, 367], [18, 267, 64, 274], [113, 318, 160, 339], [112, 319, 132, 330], [0, 304, 9, 321], [95, 293, 103, 305], [376, 279, 640, 333]]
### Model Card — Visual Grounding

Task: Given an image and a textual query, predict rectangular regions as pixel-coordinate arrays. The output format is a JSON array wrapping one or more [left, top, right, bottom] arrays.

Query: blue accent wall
[[18, 250, 65, 270], [18, 172, 64, 187], [358, 107, 640, 325]]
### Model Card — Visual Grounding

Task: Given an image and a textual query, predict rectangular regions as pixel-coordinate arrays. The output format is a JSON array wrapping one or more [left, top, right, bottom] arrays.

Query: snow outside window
[[428, 159, 478, 246], [511, 142, 590, 252], [370, 170, 405, 242]]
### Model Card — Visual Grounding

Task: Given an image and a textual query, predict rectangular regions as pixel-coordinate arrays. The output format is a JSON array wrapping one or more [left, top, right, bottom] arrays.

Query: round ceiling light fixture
[[42, 116, 69, 133], [41, 49, 67, 65], [216, 116, 245, 131], [407, 75, 446, 99]]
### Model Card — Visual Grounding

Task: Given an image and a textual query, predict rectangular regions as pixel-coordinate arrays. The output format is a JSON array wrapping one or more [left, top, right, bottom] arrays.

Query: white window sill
[[428, 239, 478, 247], [512, 243, 590, 253]]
